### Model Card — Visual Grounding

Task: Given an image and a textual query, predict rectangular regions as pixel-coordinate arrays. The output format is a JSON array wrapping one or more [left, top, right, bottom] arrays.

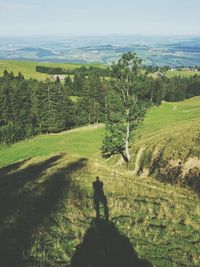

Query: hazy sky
[[0, 0, 200, 36]]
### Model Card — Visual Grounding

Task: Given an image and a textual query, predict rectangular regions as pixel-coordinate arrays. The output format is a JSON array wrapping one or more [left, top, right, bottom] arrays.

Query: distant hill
[[17, 47, 56, 57], [0, 35, 200, 66]]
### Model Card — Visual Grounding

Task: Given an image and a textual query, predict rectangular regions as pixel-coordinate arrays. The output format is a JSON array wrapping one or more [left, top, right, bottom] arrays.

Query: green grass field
[[0, 97, 199, 266], [135, 96, 200, 140], [166, 70, 200, 77], [0, 125, 104, 168], [0, 60, 105, 80]]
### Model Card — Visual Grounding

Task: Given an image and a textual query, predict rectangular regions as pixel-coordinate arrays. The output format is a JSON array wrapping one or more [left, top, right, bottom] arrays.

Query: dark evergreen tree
[[72, 73, 85, 96], [0, 81, 14, 125], [12, 79, 32, 137], [64, 75, 73, 95], [33, 80, 50, 133], [47, 79, 67, 132], [77, 72, 106, 125]]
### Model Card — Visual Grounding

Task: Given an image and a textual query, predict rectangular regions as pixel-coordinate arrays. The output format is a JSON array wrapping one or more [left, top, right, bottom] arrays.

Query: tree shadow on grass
[[71, 219, 153, 267], [0, 155, 88, 267], [0, 155, 63, 223], [0, 158, 31, 177]]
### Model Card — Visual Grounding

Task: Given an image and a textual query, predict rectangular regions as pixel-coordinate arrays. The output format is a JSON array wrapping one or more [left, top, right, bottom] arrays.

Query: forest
[[0, 53, 200, 148]]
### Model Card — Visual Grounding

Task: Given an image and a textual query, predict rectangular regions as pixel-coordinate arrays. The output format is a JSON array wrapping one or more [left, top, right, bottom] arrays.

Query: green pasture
[[0, 125, 104, 168], [135, 96, 200, 140], [0, 60, 105, 80], [166, 70, 200, 77]]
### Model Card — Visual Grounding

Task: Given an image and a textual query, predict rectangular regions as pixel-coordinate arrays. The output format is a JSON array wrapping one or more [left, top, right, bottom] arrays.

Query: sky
[[0, 0, 200, 36]]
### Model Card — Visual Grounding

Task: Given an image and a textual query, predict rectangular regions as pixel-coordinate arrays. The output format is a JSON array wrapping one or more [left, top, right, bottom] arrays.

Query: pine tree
[[77, 72, 106, 125], [47, 79, 66, 132], [64, 75, 73, 95], [34, 80, 50, 133], [73, 73, 85, 96], [0, 81, 14, 124], [13, 79, 33, 137]]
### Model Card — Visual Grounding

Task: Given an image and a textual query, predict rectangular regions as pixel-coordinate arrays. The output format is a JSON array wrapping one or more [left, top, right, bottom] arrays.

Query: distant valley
[[0, 35, 200, 66]]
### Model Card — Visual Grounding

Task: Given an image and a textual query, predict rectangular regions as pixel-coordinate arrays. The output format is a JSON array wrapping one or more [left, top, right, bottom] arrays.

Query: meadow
[[0, 125, 104, 168], [134, 96, 200, 140], [166, 70, 200, 78], [0, 60, 105, 80]]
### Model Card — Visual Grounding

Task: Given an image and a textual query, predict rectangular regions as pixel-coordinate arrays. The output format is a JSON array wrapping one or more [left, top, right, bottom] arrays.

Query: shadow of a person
[[93, 176, 109, 221], [71, 219, 153, 267]]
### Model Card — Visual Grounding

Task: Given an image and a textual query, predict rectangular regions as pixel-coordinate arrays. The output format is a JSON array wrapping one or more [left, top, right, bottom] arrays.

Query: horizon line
[[0, 33, 200, 38]]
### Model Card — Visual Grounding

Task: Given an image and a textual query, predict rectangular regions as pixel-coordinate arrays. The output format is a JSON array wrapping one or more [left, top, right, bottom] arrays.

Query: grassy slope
[[0, 125, 104, 167], [1, 154, 199, 267], [130, 97, 200, 192], [134, 96, 200, 140], [0, 60, 105, 80], [0, 98, 200, 267]]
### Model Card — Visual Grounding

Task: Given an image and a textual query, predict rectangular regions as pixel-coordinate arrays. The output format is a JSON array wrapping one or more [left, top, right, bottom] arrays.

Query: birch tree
[[102, 52, 150, 163]]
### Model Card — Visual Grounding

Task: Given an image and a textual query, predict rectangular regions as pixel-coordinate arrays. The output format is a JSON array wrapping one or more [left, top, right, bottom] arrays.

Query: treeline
[[36, 65, 111, 77], [36, 66, 66, 74], [143, 65, 200, 72], [0, 68, 200, 145], [0, 70, 107, 144], [143, 65, 170, 73], [173, 66, 200, 71], [64, 71, 200, 101], [161, 75, 200, 101]]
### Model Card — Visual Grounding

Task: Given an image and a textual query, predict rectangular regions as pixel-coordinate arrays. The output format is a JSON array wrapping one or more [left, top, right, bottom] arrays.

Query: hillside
[[0, 125, 104, 168], [0, 153, 199, 267], [130, 96, 200, 192], [0, 98, 200, 267]]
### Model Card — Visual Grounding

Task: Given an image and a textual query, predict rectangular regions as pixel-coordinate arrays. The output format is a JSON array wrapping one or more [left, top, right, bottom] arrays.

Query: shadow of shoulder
[[71, 219, 152, 267]]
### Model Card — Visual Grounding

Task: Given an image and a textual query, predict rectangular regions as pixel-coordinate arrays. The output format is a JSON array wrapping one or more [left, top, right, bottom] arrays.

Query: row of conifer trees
[[0, 68, 200, 145]]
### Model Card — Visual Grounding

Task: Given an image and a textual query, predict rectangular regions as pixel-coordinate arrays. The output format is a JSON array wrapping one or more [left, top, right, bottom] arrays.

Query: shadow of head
[[71, 219, 152, 267]]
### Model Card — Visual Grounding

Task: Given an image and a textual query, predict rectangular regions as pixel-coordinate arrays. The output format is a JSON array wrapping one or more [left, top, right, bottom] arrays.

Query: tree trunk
[[123, 108, 131, 163], [150, 89, 153, 102]]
